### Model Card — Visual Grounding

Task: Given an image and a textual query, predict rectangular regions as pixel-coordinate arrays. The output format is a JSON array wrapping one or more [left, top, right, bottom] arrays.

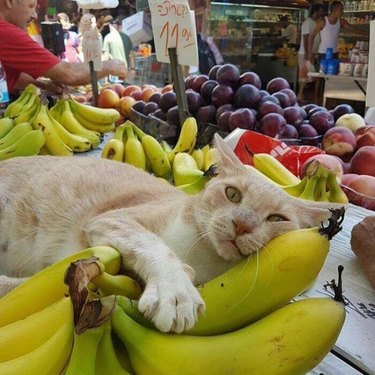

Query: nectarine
[[322, 127, 356, 157], [97, 88, 120, 109], [350, 146, 375, 177], [117, 96, 136, 118]]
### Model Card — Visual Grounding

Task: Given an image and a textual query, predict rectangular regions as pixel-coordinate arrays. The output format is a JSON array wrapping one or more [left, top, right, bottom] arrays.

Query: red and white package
[[224, 129, 324, 178]]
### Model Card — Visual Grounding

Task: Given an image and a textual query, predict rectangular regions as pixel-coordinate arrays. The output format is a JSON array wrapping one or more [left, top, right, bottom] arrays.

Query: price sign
[[366, 21, 375, 107], [82, 30, 102, 71], [149, 0, 198, 66]]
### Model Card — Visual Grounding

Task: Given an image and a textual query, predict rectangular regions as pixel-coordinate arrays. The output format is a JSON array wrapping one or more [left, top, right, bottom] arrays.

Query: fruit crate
[[132, 54, 170, 87]]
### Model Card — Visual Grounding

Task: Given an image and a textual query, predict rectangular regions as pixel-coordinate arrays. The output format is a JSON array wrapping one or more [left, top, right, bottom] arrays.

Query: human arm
[[308, 20, 324, 63], [340, 18, 368, 36]]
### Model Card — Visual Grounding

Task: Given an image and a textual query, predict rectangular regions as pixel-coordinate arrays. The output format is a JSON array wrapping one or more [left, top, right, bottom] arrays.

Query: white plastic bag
[[76, 0, 119, 9]]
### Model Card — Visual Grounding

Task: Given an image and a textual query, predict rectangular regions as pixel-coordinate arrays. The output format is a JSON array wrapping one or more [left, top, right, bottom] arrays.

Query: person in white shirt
[[297, 3, 324, 100], [279, 16, 297, 47]]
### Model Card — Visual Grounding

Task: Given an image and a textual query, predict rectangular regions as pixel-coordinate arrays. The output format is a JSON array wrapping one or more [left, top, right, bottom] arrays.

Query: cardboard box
[[122, 11, 153, 47]]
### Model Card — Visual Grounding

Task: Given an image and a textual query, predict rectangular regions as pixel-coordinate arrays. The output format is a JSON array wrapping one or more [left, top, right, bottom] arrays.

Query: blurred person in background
[[297, 3, 324, 101], [57, 12, 80, 63], [279, 15, 297, 48]]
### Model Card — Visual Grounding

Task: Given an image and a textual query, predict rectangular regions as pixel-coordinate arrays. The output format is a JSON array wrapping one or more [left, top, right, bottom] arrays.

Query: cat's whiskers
[[181, 228, 212, 259]]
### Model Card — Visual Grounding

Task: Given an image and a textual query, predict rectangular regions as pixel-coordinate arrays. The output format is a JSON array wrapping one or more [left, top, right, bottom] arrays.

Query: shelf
[[344, 10, 374, 13]]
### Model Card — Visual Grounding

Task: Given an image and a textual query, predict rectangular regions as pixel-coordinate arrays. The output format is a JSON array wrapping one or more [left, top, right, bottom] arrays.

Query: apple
[[332, 104, 355, 122], [350, 146, 375, 177], [310, 111, 334, 135], [266, 77, 290, 94], [228, 108, 256, 131], [322, 127, 357, 157], [97, 88, 120, 108], [279, 88, 297, 106], [283, 106, 305, 128], [258, 100, 283, 120], [346, 175, 375, 198], [117, 96, 136, 117], [260, 113, 286, 137], [238, 72, 262, 89], [341, 173, 359, 186], [200, 80, 219, 102], [159, 91, 177, 112], [211, 84, 234, 108], [122, 84, 141, 97], [335, 113, 366, 133], [216, 64, 241, 88], [233, 84, 260, 109], [300, 154, 344, 182]]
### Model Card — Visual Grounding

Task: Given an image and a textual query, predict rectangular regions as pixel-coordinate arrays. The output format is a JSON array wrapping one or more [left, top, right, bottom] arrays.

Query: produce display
[[0, 209, 347, 374]]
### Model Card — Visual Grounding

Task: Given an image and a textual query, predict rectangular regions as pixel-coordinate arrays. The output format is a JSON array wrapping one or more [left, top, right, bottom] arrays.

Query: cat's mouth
[[229, 240, 247, 258]]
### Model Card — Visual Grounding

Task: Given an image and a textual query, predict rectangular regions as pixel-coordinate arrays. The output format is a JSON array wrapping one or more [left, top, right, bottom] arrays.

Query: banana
[[177, 174, 210, 194], [252, 152, 301, 186], [57, 100, 101, 148], [96, 320, 131, 375], [173, 152, 204, 186], [203, 147, 217, 171], [4, 89, 30, 118], [191, 148, 205, 170], [327, 172, 349, 204], [298, 175, 320, 201], [15, 92, 39, 117], [0, 122, 33, 150], [92, 271, 142, 300], [168, 116, 198, 162], [0, 320, 73, 375], [65, 324, 105, 375], [112, 297, 346, 375], [101, 138, 125, 161], [48, 110, 92, 152], [161, 140, 173, 153], [0, 297, 72, 362], [72, 109, 116, 133], [124, 123, 147, 169], [112, 331, 135, 374], [0, 129, 45, 161], [0, 246, 121, 328], [32, 104, 73, 156], [14, 96, 40, 125], [282, 177, 308, 197], [0, 117, 14, 138], [69, 98, 120, 124]]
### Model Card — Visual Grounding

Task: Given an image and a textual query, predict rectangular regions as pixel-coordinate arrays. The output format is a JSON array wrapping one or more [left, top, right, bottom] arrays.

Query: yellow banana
[[168, 116, 198, 162], [101, 138, 124, 161], [0, 129, 45, 161], [49, 99, 62, 120], [203, 147, 217, 171], [65, 323, 105, 375], [173, 152, 204, 186], [252, 152, 301, 186], [124, 123, 146, 170], [327, 172, 349, 204], [96, 320, 132, 375], [0, 297, 72, 362], [161, 140, 173, 153], [69, 98, 120, 124], [32, 104, 73, 156], [282, 177, 308, 197], [112, 297, 345, 375], [0, 320, 73, 375], [4, 89, 30, 118], [177, 174, 210, 194], [14, 96, 40, 125], [0, 117, 14, 138], [0, 246, 121, 328], [57, 99, 101, 148], [112, 331, 135, 374], [191, 148, 204, 170], [48, 111, 92, 152], [0, 122, 33, 150], [72, 109, 116, 133], [92, 271, 142, 300]]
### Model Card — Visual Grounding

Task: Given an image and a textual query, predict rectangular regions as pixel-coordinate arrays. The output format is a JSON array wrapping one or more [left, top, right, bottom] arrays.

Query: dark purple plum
[[186, 89, 203, 115], [238, 72, 262, 89], [279, 88, 297, 106], [228, 108, 256, 131], [148, 92, 162, 105], [153, 108, 168, 121], [132, 100, 146, 114], [217, 111, 232, 132], [309, 111, 334, 135], [279, 124, 299, 139], [266, 77, 290, 94], [216, 104, 236, 120], [272, 92, 291, 108], [208, 65, 221, 80], [260, 113, 287, 137], [211, 84, 234, 108], [299, 124, 319, 138], [332, 104, 355, 122], [166, 106, 181, 127], [192, 74, 209, 93], [233, 84, 260, 109], [159, 91, 177, 112], [200, 79, 219, 103], [258, 95, 280, 107], [196, 105, 217, 124], [143, 101, 159, 116], [283, 106, 305, 128], [258, 100, 283, 120], [185, 75, 196, 90], [216, 64, 241, 88]]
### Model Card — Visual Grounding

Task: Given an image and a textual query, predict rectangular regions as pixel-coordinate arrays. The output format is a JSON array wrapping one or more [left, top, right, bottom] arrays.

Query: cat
[[0, 134, 338, 333]]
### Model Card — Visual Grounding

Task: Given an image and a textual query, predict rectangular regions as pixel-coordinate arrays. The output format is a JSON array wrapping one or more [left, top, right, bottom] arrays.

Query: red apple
[[300, 154, 344, 181], [350, 146, 375, 177], [97, 88, 120, 108], [322, 127, 357, 157], [117, 96, 136, 117]]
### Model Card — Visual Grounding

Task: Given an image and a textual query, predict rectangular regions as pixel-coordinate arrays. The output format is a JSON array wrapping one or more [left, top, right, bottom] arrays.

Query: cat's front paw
[[138, 275, 205, 333]]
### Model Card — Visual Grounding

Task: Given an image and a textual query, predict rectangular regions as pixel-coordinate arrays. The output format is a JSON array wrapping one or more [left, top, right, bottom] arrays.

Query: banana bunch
[[0, 118, 45, 161]]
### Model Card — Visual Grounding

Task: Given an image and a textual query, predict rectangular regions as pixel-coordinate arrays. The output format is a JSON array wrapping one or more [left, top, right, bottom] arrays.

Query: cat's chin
[[216, 240, 247, 261]]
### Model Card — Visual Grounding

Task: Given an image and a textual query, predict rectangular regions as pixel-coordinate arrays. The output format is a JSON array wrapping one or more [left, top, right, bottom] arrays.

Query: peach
[[161, 84, 173, 93], [355, 125, 375, 139], [322, 127, 356, 157], [335, 113, 366, 133], [97, 88, 120, 109], [122, 84, 141, 97], [117, 96, 136, 118], [130, 90, 143, 101], [356, 126, 375, 149], [346, 175, 375, 198], [341, 173, 359, 186], [350, 146, 375, 177], [141, 87, 156, 102], [109, 83, 124, 96], [300, 154, 344, 182]]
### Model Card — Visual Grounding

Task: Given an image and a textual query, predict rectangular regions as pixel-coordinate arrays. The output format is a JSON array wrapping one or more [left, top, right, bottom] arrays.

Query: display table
[[307, 72, 368, 107]]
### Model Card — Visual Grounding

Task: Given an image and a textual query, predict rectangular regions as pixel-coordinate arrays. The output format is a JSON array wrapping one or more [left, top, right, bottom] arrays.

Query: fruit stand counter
[[302, 204, 375, 375]]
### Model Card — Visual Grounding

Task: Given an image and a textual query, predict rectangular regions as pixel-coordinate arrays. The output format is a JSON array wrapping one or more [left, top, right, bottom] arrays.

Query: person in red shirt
[[0, 0, 127, 95]]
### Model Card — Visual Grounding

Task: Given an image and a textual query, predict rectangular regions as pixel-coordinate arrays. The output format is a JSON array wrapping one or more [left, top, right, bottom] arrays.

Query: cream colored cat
[[0, 135, 336, 333]]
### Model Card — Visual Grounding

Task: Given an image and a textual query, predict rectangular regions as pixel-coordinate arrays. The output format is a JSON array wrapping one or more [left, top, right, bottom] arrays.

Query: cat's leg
[[83, 213, 205, 333], [0, 275, 28, 297]]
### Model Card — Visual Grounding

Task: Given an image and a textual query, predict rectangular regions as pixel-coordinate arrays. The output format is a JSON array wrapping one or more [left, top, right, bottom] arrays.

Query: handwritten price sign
[[149, 0, 198, 66]]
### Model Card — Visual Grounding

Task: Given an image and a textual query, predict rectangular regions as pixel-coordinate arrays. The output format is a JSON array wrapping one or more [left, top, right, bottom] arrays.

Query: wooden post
[[168, 47, 189, 125], [89, 61, 99, 107]]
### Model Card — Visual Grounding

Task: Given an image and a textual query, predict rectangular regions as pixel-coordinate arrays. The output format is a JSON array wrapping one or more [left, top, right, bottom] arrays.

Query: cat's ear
[[213, 133, 245, 174]]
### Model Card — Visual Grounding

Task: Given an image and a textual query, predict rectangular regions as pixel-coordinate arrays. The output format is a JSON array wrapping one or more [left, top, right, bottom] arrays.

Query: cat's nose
[[232, 218, 254, 237]]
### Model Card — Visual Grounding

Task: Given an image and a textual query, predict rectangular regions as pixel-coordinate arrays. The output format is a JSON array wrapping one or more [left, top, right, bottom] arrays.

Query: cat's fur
[[0, 135, 336, 332]]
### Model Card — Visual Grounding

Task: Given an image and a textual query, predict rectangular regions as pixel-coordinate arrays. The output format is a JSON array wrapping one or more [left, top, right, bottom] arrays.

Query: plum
[[143, 101, 159, 116], [238, 72, 262, 89], [148, 92, 162, 105], [260, 113, 286, 137], [228, 108, 256, 131], [299, 124, 319, 138], [186, 89, 203, 115], [332, 104, 355, 122], [159, 91, 177, 112], [217, 111, 232, 132], [266, 77, 290, 94], [196, 105, 217, 124], [279, 88, 297, 106], [216, 64, 241, 88], [233, 84, 260, 109], [200, 80, 219, 103], [192, 74, 209, 92], [279, 124, 299, 139], [284, 106, 305, 128], [310, 111, 335, 135], [272, 92, 291, 108], [208, 65, 221, 80], [258, 100, 283, 120], [211, 84, 234, 108], [166, 106, 181, 127], [216, 104, 236, 120]]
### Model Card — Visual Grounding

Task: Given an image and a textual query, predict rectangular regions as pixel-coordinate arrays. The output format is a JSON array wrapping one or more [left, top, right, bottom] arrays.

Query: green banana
[[0, 117, 14, 138], [14, 97, 40, 125], [327, 172, 349, 204], [0, 122, 33, 150], [112, 297, 345, 375], [0, 129, 45, 161], [173, 152, 205, 186], [298, 175, 320, 201], [0, 320, 73, 375], [65, 324, 105, 375], [124, 123, 147, 170], [96, 320, 131, 375], [282, 177, 308, 197], [0, 246, 121, 328], [0, 297, 72, 362], [4, 89, 30, 118], [177, 174, 210, 194]]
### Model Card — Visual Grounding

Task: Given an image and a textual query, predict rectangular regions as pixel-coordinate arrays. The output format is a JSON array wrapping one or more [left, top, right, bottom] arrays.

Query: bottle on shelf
[[0, 61, 10, 113]]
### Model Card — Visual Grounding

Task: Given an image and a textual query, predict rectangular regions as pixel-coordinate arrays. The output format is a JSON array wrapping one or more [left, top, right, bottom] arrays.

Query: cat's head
[[194, 134, 344, 261]]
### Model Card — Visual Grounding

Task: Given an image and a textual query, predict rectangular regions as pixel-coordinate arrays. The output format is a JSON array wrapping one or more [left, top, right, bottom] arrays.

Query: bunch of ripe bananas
[[101, 116, 217, 193], [0, 209, 346, 374], [3, 84, 121, 157]]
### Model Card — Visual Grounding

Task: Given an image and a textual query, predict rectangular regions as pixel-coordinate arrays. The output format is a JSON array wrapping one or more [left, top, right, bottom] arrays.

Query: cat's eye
[[225, 187, 242, 203], [267, 214, 288, 222]]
